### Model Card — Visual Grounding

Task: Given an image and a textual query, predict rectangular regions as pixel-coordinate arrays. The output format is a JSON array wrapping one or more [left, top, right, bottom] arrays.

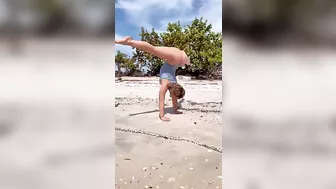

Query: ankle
[[127, 39, 134, 46]]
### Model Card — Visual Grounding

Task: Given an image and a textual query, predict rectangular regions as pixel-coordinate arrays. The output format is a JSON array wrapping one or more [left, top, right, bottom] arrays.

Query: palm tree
[[115, 50, 129, 77]]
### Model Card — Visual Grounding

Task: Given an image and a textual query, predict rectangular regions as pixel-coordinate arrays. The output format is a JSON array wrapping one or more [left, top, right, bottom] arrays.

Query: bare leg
[[116, 36, 189, 65]]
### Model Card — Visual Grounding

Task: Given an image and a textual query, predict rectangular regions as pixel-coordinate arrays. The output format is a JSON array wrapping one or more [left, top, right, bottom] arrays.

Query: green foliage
[[183, 17, 222, 75], [160, 21, 188, 50], [136, 27, 165, 75], [35, 0, 62, 14], [117, 17, 222, 79], [33, 0, 66, 33], [115, 50, 136, 76]]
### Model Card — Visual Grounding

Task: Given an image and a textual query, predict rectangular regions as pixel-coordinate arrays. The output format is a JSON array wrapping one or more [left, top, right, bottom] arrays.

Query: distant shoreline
[[115, 76, 222, 82]]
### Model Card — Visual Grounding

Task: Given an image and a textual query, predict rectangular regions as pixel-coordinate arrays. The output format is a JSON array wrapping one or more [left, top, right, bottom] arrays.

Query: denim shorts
[[159, 73, 176, 84]]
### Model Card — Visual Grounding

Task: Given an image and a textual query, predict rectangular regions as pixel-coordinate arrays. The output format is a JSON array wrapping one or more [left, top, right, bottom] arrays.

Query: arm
[[159, 83, 170, 121], [172, 96, 183, 114], [172, 96, 178, 113]]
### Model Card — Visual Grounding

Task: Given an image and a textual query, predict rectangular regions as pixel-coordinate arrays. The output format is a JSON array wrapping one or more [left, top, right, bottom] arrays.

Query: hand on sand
[[115, 36, 132, 45], [160, 116, 171, 122]]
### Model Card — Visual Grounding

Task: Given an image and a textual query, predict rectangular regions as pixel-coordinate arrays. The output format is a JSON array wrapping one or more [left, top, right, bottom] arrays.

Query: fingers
[[160, 117, 171, 122], [163, 118, 171, 122]]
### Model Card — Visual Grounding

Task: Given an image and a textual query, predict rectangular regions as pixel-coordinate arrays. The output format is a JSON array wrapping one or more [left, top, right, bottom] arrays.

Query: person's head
[[168, 83, 185, 99]]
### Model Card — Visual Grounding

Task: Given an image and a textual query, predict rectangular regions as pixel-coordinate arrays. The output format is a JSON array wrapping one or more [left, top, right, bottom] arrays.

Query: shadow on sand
[[128, 99, 185, 116]]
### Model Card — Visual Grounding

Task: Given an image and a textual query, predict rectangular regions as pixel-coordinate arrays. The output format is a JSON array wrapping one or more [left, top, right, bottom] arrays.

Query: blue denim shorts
[[159, 73, 176, 84]]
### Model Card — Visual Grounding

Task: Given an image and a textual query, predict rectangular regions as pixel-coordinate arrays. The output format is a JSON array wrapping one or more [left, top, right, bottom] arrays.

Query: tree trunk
[[117, 62, 121, 77]]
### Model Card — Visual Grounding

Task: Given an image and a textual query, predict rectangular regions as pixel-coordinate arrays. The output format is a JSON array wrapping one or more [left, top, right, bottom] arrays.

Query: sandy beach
[[0, 39, 115, 189], [115, 78, 223, 189], [2, 37, 336, 189]]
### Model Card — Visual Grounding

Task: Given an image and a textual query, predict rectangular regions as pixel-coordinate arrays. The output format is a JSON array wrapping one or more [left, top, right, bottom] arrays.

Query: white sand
[[0, 39, 115, 189], [115, 78, 223, 189], [115, 77, 222, 102]]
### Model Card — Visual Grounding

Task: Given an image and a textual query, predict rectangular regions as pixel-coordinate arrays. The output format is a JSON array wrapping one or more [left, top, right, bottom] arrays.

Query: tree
[[160, 21, 189, 76], [132, 17, 222, 79], [133, 27, 164, 76], [160, 21, 188, 50], [131, 27, 147, 73], [146, 28, 165, 75], [115, 51, 135, 76], [177, 17, 222, 78], [123, 56, 136, 75], [34, 0, 67, 34]]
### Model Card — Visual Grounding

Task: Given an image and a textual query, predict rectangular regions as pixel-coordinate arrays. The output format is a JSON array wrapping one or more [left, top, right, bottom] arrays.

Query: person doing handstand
[[116, 36, 190, 122]]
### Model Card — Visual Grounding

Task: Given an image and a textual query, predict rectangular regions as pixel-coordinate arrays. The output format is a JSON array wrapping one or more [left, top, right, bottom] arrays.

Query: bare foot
[[115, 36, 132, 45]]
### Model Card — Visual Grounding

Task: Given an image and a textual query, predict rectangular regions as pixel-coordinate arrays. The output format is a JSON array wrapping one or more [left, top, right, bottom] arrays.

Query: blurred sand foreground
[[0, 38, 115, 189], [2, 37, 336, 189], [115, 78, 223, 189]]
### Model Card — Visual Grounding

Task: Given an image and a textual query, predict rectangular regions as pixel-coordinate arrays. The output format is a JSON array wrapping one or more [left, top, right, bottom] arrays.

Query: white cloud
[[115, 0, 222, 55], [197, 0, 222, 32], [116, 0, 193, 13], [116, 0, 221, 32], [115, 33, 123, 41]]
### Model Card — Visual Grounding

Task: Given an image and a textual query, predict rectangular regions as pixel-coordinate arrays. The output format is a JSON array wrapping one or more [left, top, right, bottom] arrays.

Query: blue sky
[[115, 0, 222, 57]]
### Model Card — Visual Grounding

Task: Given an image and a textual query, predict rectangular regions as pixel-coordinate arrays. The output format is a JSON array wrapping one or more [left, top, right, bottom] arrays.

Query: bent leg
[[151, 46, 183, 65], [116, 36, 183, 65]]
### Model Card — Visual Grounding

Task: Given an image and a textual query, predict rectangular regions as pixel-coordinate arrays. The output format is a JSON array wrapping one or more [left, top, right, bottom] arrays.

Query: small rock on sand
[[167, 177, 176, 183]]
